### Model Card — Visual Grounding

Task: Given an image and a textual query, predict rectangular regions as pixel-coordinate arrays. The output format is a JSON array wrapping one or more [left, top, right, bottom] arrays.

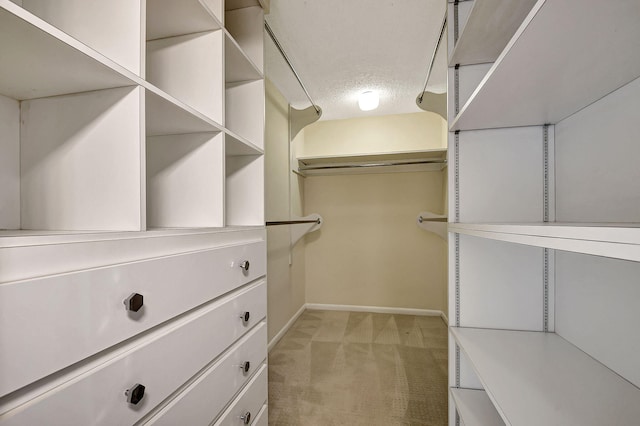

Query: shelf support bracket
[[290, 104, 322, 140]]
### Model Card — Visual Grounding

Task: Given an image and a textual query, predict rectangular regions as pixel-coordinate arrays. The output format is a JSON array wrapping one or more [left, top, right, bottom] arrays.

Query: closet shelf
[[226, 0, 269, 12], [449, 222, 640, 262], [225, 130, 263, 155], [449, 388, 503, 426], [450, 0, 640, 131], [225, 32, 263, 84], [146, 0, 223, 41], [145, 83, 224, 136], [296, 149, 447, 176], [449, 0, 537, 66], [450, 327, 640, 426], [0, 0, 140, 100]]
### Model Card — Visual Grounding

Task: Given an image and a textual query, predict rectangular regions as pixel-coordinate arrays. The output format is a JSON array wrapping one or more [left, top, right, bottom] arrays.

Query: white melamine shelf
[[145, 83, 224, 136], [450, 388, 504, 426], [0, 227, 264, 249], [449, 222, 640, 262], [0, 0, 140, 100], [449, 0, 537, 66], [450, 327, 640, 426], [450, 0, 640, 131], [146, 0, 223, 41], [225, 33, 263, 83], [225, 131, 263, 156]]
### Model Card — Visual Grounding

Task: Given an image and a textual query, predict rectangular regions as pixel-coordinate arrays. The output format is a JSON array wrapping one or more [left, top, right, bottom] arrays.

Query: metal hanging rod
[[299, 158, 447, 172], [418, 216, 448, 223], [418, 13, 447, 103], [266, 219, 322, 226], [265, 21, 321, 115]]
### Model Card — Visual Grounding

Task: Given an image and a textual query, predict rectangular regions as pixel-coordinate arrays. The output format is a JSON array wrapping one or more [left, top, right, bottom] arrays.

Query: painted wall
[[264, 79, 306, 343], [304, 170, 447, 312], [299, 111, 446, 158]]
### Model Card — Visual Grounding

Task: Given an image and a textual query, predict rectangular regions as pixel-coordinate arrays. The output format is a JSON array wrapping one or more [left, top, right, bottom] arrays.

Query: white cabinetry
[[447, 0, 640, 424], [0, 0, 267, 424]]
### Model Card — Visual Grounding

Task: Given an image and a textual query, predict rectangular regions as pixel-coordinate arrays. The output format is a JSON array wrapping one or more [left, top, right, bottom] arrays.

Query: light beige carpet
[[268, 310, 448, 425]]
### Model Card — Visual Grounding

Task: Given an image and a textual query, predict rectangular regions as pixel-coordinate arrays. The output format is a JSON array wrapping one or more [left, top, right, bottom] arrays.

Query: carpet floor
[[268, 310, 448, 425]]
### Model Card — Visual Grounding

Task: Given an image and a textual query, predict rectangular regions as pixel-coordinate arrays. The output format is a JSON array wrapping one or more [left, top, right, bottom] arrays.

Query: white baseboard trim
[[440, 312, 449, 325], [268, 304, 307, 352], [305, 303, 444, 318]]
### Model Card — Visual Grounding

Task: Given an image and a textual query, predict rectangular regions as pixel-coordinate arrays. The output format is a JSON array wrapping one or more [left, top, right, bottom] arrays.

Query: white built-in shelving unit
[[0, 0, 268, 424], [0, 0, 265, 234], [447, 0, 640, 424]]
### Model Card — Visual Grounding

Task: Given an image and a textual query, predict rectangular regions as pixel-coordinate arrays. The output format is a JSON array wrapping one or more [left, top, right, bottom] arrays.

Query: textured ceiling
[[265, 0, 448, 121]]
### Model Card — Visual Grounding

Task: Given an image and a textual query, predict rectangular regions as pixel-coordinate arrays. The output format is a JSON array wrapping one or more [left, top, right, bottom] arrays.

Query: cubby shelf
[[146, 0, 223, 41], [450, 0, 640, 131], [0, 0, 140, 100], [449, 388, 503, 426], [449, 0, 537, 66], [450, 327, 640, 426], [225, 32, 263, 83], [145, 83, 225, 136], [449, 223, 640, 262]]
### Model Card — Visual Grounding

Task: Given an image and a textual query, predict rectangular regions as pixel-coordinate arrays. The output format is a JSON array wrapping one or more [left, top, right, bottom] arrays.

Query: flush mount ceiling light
[[358, 91, 379, 111]]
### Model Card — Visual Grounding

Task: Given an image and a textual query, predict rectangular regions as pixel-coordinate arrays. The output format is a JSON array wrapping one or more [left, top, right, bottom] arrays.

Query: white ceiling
[[264, 0, 448, 121]]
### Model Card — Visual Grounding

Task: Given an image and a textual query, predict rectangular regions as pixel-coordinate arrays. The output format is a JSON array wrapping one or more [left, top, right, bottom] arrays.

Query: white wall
[[265, 79, 306, 343], [300, 112, 448, 314], [300, 111, 446, 157], [304, 170, 447, 312]]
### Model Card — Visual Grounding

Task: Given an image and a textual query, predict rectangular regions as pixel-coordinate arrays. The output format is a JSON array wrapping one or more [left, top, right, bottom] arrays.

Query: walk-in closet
[[1, 0, 639, 425]]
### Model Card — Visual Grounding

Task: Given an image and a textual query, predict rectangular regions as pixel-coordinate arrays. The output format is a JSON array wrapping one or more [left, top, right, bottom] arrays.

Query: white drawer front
[[146, 323, 267, 426], [0, 281, 266, 426], [213, 365, 268, 426], [252, 405, 268, 426], [0, 240, 265, 397]]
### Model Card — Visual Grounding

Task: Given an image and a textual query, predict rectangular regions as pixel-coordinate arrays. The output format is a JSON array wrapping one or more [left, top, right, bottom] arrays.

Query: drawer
[[213, 365, 268, 426], [0, 281, 266, 426], [252, 405, 268, 426], [144, 323, 267, 426], [0, 239, 265, 397]]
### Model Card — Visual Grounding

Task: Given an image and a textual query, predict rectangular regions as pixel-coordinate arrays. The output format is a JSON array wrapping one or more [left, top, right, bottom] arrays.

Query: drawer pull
[[240, 311, 250, 323], [240, 411, 251, 424], [125, 383, 145, 405], [239, 260, 250, 272], [123, 293, 144, 312], [240, 361, 251, 373]]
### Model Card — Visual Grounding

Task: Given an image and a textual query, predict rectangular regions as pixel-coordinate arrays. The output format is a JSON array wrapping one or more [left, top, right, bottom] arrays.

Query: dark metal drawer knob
[[240, 361, 251, 373], [240, 311, 250, 323], [240, 411, 251, 424], [124, 293, 144, 312], [239, 260, 250, 272], [125, 383, 145, 405]]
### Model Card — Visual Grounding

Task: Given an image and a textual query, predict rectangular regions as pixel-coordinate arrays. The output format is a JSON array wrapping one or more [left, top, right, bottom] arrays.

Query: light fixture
[[358, 91, 379, 111]]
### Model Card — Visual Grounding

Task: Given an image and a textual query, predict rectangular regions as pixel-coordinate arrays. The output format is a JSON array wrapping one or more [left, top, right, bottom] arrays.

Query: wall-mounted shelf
[[449, 388, 503, 426], [449, 0, 537, 66], [296, 149, 447, 176], [450, 327, 640, 425], [450, 0, 640, 131], [450, 222, 640, 263]]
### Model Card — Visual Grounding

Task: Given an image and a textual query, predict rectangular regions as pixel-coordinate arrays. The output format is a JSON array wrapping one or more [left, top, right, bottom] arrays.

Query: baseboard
[[268, 303, 307, 352], [440, 312, 449, 325], [305, 303, 444, 317]]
